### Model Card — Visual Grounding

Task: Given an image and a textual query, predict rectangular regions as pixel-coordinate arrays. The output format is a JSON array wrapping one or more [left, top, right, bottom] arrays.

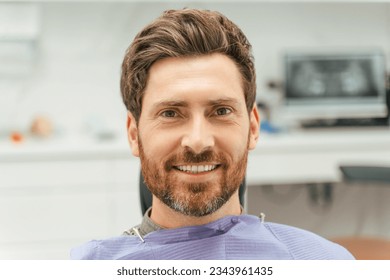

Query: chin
[[161, 187, 233, 217]]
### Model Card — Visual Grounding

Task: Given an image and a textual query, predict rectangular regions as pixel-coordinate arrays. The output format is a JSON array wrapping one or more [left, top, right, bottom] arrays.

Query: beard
[[138, 137, 249, 217]]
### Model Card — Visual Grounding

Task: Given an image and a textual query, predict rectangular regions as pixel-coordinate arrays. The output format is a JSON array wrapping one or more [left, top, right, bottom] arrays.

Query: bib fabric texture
[[71, 215, 354, 260]]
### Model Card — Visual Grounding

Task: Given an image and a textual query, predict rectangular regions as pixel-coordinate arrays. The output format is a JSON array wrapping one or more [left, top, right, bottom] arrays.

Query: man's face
[[127, 53, 259, 217]]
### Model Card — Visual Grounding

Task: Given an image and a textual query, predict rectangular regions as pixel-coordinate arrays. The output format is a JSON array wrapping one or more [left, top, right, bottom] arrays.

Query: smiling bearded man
[[71, 8, 355, 260]]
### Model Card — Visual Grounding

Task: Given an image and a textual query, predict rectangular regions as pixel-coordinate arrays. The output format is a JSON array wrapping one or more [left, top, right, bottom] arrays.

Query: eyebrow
[[152, 100, 188, 111], [207, 98, 240, 107], [151, 98, 240, 111]]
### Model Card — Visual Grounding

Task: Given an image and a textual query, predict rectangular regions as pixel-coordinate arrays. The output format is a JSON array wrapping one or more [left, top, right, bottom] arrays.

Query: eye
[[215, 107, 232, 116], [161, 110, 178, 118]]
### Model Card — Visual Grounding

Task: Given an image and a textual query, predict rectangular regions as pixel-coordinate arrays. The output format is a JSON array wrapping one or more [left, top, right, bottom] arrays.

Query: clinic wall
[[3, 2, 390, 134]]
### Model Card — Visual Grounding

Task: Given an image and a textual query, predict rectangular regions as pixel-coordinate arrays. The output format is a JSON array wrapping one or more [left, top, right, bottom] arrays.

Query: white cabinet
[[0, 156, 141, 259]]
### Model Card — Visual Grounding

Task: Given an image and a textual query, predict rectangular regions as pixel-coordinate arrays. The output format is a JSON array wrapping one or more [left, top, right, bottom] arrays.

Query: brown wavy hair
[[120, 9, 256, 123]]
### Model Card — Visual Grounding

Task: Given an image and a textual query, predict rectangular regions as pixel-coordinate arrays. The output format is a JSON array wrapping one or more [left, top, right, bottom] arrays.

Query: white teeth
[[176, 165, 217, 173]]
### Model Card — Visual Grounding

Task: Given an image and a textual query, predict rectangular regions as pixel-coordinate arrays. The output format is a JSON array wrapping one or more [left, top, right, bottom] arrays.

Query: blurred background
[[1, 0, 390, 259]]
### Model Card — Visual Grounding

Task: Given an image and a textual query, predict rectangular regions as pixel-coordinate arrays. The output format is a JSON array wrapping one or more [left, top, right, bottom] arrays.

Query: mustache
[[165, 149, 226, 170]]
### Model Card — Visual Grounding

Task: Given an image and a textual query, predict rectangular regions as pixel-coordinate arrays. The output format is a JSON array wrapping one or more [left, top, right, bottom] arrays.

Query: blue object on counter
[[260, 120, 280, 134]]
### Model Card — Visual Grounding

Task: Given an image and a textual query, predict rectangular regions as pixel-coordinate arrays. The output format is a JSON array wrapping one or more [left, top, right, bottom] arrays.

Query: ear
[[248, 104, 260, 150], [126, 111, 140, 157]]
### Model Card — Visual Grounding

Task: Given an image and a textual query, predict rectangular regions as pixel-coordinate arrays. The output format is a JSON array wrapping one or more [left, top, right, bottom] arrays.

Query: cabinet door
[[0, 160, 113, 259]]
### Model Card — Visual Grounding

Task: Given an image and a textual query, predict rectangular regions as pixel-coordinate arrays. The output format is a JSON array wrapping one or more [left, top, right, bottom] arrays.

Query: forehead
[[142, 53, 245, 108]]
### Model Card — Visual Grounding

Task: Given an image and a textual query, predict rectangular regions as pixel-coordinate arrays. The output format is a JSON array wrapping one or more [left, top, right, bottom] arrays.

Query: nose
[[181, 116, 215, 154]]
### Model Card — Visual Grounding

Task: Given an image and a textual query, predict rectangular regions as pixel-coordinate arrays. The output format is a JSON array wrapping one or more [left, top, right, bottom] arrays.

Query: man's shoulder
[[70, 235, 148, 260], [263, 222, 355, 260]]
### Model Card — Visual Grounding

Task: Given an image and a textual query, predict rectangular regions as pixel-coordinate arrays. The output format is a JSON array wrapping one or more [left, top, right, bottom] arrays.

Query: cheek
[[140, 130, 180, 159], [215, 127, 249, 159]]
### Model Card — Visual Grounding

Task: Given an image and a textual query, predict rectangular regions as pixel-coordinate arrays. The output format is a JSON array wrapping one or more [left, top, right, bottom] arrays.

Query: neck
[[150, 193, 242, 229]]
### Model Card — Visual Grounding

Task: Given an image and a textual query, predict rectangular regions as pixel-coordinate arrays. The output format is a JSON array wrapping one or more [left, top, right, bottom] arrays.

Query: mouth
[[173, 164, 220, 174]]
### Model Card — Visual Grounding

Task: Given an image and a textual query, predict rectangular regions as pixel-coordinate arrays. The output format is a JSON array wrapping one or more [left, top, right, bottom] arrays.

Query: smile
[[174, 165, 219, 174]]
